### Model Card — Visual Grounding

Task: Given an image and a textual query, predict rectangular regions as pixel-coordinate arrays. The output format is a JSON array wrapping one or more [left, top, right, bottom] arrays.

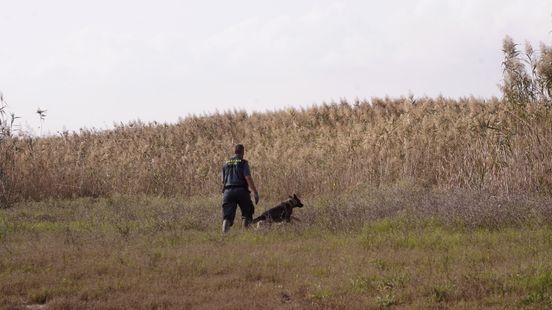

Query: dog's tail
[[252, 215, 266, 224]]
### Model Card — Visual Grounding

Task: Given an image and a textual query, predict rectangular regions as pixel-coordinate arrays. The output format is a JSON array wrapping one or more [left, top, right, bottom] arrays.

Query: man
[[221, 144, 259, 233]]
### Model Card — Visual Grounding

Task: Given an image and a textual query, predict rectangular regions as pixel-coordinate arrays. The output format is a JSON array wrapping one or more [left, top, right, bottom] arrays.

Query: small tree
[[0, 92, 20, 208], [536, 43, 552, 100], [0, 93, 9, 207], [501, 36, 552, 106]]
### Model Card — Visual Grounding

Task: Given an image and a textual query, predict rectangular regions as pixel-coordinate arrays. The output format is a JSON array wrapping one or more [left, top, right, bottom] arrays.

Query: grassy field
[[2, 186, 552, 309]]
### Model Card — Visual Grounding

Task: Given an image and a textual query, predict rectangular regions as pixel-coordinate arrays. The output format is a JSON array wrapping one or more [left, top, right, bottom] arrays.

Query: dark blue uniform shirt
[[222, 156, 251, 189]]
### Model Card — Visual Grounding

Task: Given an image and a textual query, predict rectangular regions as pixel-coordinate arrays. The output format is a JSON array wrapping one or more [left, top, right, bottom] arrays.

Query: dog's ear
[[293, 193, 298, 199], [289, 195, 293, 199]]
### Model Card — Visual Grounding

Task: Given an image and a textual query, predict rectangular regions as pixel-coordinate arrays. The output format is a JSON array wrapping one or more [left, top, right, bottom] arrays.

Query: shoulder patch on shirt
[[226, 159, 242, 165]]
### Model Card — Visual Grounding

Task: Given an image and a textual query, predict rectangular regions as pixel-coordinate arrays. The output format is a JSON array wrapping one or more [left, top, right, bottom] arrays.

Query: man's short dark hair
[[234, 144, 245, 155]]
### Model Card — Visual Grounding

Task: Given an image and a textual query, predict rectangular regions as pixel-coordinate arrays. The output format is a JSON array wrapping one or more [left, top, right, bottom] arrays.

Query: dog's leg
[[290, 216, 302, 222], [256, 220, 272, 230]]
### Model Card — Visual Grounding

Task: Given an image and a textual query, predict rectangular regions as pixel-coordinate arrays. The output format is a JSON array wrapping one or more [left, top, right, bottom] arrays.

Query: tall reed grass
[[1, 97, 551, 203]]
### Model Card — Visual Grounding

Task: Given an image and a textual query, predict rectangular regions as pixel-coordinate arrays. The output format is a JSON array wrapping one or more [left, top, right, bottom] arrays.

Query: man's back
[[222, 156, 250, 190]]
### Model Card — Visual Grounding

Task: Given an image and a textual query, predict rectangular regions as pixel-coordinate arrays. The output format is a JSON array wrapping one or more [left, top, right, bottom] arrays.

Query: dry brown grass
[[1, 192, 551, 309], [1, 97, 552, 204]]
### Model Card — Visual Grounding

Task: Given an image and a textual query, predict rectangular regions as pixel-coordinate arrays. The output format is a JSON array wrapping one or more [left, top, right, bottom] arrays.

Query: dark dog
[[252, 194, 304, 225]]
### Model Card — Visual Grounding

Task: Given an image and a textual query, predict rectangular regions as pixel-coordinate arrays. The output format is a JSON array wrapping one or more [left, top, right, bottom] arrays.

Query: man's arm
[[243, 162, 257, 194], [245, 176, 258, 194], [243, 161, 259, 204], [245, 175, 259, 204]]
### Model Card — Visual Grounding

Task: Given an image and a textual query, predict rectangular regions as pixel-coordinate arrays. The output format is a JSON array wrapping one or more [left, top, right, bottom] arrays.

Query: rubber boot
[[222, 219, 230, 234]]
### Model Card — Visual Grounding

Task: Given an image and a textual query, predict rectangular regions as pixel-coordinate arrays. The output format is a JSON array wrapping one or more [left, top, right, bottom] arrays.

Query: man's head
[[234, 144, 245, 158]]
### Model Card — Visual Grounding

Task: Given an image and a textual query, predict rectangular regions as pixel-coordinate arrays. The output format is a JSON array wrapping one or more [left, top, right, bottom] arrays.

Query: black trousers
[[222, 188, 254, 226]]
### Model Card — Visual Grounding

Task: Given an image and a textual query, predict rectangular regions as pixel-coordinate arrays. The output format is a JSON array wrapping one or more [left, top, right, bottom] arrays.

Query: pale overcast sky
[[1, 0, 551, 134]]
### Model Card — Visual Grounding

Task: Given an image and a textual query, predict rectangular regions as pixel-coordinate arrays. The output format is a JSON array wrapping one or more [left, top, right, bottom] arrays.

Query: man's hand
[[254, 192, 260, 205]]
